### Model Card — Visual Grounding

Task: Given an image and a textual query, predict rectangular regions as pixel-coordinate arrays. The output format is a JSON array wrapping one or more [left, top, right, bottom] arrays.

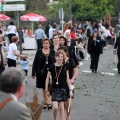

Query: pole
[[18, 11, 22, 54], [61, 8, 63, 32], [17, 1, 22, 54], [68, 0, 72, 20]]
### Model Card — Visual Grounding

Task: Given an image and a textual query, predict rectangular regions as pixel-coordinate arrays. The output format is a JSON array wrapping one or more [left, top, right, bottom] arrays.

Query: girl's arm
[[66, 70, 71, 90], [70, 68, 78, 84], [45, 71, 51, 91], [66, 70, 73, 97], [17, 59, 23, 65]]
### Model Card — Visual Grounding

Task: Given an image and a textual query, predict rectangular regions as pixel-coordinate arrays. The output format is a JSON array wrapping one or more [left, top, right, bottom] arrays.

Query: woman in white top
[[7, 36, 26, 67], [7, 21, 17, 43]]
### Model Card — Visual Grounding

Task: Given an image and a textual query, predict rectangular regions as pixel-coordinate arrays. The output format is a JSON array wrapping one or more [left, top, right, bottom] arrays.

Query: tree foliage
[[71, 0, 113, 21], [111, 0, 120, 16]]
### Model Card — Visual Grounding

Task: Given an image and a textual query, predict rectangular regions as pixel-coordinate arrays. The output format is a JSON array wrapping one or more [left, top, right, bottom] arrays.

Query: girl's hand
[[32, 76, 35, 79], [70, 79, 74, 84], [46, 91, 50, 97], [69, 91, 73, 97], [50, 80, 52, 85]]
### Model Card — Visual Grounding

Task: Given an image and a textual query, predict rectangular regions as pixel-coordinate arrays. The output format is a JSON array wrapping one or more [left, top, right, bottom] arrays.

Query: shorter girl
[[17, 57, 29, 83], [45, 51, 73, 120]]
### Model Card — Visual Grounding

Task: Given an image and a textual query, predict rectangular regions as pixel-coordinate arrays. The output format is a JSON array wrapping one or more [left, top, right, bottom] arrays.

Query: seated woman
[[76, 38, 86, 60]]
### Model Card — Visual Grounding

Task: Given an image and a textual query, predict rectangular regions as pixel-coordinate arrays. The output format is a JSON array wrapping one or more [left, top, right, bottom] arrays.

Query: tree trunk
[[68, 0, 72, 20]]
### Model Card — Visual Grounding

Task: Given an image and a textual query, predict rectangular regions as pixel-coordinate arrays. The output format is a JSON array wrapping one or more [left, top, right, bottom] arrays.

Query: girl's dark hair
[[59, 36, 67, 46], [58, 46, 69, 57], [10, 21, 14, 25]]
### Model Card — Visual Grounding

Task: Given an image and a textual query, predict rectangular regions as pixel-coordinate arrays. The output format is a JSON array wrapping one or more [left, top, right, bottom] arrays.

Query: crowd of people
[[0, 19, 120, 120]]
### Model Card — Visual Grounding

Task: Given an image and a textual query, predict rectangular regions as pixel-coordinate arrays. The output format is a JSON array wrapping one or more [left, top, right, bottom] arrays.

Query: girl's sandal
[[43, 103, 48, 109]]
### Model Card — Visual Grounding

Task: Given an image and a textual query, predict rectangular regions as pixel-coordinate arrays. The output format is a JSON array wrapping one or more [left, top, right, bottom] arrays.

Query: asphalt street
[[17, 45, 120, 120]]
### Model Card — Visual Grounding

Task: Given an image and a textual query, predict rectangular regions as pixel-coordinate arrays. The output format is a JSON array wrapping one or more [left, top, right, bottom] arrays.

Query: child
[[17, 57, 29, 83], [45, 51, 73, 120]]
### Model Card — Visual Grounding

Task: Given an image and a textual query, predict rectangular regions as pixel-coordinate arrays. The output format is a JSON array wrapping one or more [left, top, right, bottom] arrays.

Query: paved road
[[18, 46, 120, 120]]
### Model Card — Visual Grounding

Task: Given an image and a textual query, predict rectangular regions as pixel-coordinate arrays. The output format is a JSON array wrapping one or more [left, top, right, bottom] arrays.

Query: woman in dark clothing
[[88, 31, 103, 73], [32, 38, 55, 109]]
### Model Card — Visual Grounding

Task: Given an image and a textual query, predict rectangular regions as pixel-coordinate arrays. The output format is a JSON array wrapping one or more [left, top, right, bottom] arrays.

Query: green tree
[[71, 0, 113, 21], [111, 0, 120, 16]]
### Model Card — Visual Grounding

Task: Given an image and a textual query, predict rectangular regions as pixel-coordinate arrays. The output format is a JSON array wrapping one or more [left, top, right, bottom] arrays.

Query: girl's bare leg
[[64, 99, 72, 120], [53, 101, 58, 120], [59, 102, 65, 120]]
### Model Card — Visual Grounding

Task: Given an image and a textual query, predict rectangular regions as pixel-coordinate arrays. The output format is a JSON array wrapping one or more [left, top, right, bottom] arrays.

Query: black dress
[[32, 49, 55, 89], [48, 64, 68, 101]]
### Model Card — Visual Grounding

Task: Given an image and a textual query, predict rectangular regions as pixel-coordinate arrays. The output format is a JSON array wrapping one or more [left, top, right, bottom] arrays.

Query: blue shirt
[[18, 59, 29, 70], [34, 28, 46, 40]]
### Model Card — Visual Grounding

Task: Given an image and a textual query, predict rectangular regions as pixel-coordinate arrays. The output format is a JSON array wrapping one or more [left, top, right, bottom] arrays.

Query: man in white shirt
[[49, 23, 56, 40], [0, 67, 32, 120]]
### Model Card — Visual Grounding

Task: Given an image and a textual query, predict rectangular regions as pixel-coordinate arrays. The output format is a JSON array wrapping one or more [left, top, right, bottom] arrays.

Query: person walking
[[49, 23, 57, 40], [58, 46, 78, 120], [35, 24, 46, 49], [0, 67, 32, 120], [114, 32, 120, 73], [7, 21, 17, 44], [17, 57, 29, 83], [45, 51, 73, 120], [88, 31, 103, 73], [32, 38, 55, 110]]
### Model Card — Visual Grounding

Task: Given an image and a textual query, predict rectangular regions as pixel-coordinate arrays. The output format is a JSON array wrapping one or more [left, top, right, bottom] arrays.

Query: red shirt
[[70, 31, 76, 40]]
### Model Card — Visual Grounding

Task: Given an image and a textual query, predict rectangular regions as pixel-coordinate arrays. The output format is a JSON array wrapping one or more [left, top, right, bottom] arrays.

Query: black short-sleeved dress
[[65, 58, 77, 98], [32, 49, 55, 89], [48, 64, 68, 101]]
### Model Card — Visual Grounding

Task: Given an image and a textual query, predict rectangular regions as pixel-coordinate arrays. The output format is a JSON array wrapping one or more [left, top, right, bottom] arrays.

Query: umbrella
[[0, 13, 10, 21], [21, 13, 47, 33], [21, 13, 47, 22]]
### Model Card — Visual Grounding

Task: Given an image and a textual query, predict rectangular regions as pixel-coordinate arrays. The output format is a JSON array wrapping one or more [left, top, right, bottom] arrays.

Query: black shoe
[[92, 69, 94, 73], [118, 71, 120, 74], [47, 104, 52, 110], [95, 71, 97, 73], [43, 103, 47, 109]]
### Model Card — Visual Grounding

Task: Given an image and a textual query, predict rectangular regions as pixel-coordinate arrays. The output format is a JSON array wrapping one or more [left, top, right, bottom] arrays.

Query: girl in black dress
[[45, 51, 73, 120], [58, 46, 78, 120], [32, 38, 55, 109]]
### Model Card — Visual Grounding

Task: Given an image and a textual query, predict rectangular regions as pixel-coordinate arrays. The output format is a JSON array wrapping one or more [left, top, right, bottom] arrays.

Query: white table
[[24, 37, 37, 49]]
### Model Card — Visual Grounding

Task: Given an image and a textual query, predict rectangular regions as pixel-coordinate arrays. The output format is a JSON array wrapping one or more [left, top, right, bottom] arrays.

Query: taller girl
[[45, 51, 73, 120]]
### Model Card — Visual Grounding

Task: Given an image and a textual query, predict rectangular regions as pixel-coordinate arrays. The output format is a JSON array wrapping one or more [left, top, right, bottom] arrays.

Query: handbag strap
[[0, 97, 13, 110], [54, 64, 63, 80]]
